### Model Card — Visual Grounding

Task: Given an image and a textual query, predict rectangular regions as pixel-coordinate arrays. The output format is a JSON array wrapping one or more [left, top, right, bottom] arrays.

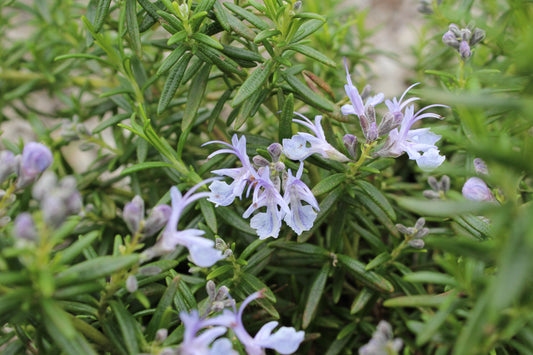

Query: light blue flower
[[282, 113, 350, 162], [179, 310, 230, 355], [213, 290, 305, 355], [462, 177, 494, 202], [243, 166, 289, 239], [377, 105, 446, 171], [283, 163, 319, 235], [148, 179, 225, 267], [203, 135, 254, 206]]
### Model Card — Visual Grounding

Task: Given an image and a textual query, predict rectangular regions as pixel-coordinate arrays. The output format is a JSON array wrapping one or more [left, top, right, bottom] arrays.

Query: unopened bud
[[440, 175, 450, 192], [462, 177, 494, 202], [415, 227, 430, 239], [293, 1, 302, 11], [17, 142, 53, 188], [32, 171, 57, 201], [366, 122, 378, 142], [449, 23, 461, 37], [459, 41, 471, 59], [274, 161, 285, 172], [414, 217, 425, 230], [139, 266, 162, 275], [215, 286, 230, 301], [206, 280, 217, 299], [343, 134, 358, 159], [395, 223, 410, 234], [156, 329, 168, 342], [461, 28, 472, 42], [14, 213, 38, 241], [408, 239, 425, 249], [470, 28, 486, 45], [473, 158, 488, 175], [0, 151, 17, 184], [360, 85, 372, 101], [215, 237, 227, 250], [442, 31, 460, 48], [143, 204, 172, 237], [267, 143, 283, 162], [427, 176, 440, 191], [253, 155, 270, 167], [223, 249, 233, 258], [378, 111, 402, 137], [126, 275, 138, 292], [423, 190, 440, 199], [365, 105, 376, 124], [123, 196, 145, 233]]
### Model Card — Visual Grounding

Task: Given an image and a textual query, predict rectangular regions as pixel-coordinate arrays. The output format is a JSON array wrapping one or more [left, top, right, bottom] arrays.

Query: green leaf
[[156, 45, 187, 76], [293, 12, 326, 21], [221, 44, 264, 63], [416, 295, 460, 346], [125, 0, 142, 55], [254, 29, 281, 43], [167, 30, 187, 46], [192, 32, 224, 50], [279, 93, 293, 141], [355, 180, 396, 221], [55, 255, 139, 286], [137, 0, 160, 19], [199, 198, 217, 233], [337, 254, 394, 293], [233, 86, 265, 129], [365, 252, 391, 271], [271, 241, 330, 259], [216, 206, 255, 235], [283, 72, 335, 111], [299, 186, 344, 242], [224, 2, 269, 30], [396, 197, 490, 217], [93, 0, 111, 32], [157, 52, 192, 114], [213, 0, 231, 31], [232, 59, 274, 107], [303, 263, 330, 329], [311, 173, 346, 196], [291, 19, 325, 43], [174, 278, 198, 313], [57, 231, 100, 265], [403, 271, 457, 286], [350, 288, 374, 314], [197, 44, 245, 76], [109, 301, 141, 354], [207, 264, 233, 280], [384, 294, 449, 308], [146, 276, 180, 340], [120, 161, 176, 175], [287, 44, 336, 67], [182, 63, 211, 131]]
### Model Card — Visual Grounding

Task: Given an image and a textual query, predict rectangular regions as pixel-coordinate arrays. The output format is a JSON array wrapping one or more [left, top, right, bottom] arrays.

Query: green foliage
[[1, 0, 533, 354]]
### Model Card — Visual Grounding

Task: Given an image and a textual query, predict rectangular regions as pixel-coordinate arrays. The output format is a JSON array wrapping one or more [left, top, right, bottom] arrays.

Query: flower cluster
[[342, 59, 448, 171], [442, 23, 485, 60], [204, 135, 319, 239], [143, 180, 226, 267], [172, 281, 304, 355], [396, 217, 430, 249], [0, 142, 53, 189]]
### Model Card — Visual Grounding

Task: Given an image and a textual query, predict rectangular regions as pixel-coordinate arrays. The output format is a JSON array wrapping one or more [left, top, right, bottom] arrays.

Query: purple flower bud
[[14, 213, 38, 241], [42, 195, 68, 227], [0, 151, 17, 184], [459, 41, 472, 59], [17, 142, 53, 188], [449, 23, 461, 37], [32, 171, 57, 201], [252, 155, 270, 167], [473, 158, 488, 175], [440, 175, 450, 192], [414, 217, 425, 230], [343, 134, 358, 159], [442, 31, 460, 48], [123, 196, 145, 233], [143, 204, 171, 237], [408, 239, 425, 249], [462, 177, 494, 202], [267, 143, 283, 162], [366, 122, 378, 142], [155, 329, 168, 342], [423, 190, 441, 199]]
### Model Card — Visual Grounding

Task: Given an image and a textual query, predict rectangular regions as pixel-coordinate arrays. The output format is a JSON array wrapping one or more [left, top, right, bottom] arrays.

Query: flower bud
[[440, 175, 450, 192], [267, 143, 283, 162], [32, 171, 58, 201], [343, 134, 358, 159], [17, 142, 53, 188], [139, 266, 161, 275], [42, 195, 68, 227], [253, 155, 270, 167], [360, 85, 372, 101], [449, 23, 461, 37], [274, 161, 285, 172], [126, 275, 138, 293], [143, 204, 171, 237], [427, 176, 440, 191], [459, 41, 471, 59], [461, 28, 472, 42], [293, 1, 302, 11], [206, 280, 217, 300], [366, 122, 378, 142], [414, 217, 425, 230], [470, 28, 486, 45], [377, 111, 402, 137], [415, 227, 430, 239], [408, 239, 425, 249], [0, 151, 17, 184], [462, 177, 494, 202], [123, 196, 145, 233], [423, 190, 440, 199], [473, 158, 488, 175], [442, 31, 460, 48], [156, 329, 168, 342], [14, 213, 38, 241]]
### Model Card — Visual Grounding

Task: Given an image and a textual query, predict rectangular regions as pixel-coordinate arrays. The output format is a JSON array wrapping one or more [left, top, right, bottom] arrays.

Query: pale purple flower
[[341, 59, 384, 117], [359, 320, 403, 355], [462, 177, 494, 202], [143, 204, 172, 237], [17, 142, 53, 188], [213, 290, 305, 355], [282, 113, 350, 162], [148, 180, 225, 267], [203, 135, 254, 206], [179, 310, 229, 355], [283, 163, 319, 235], [377, 104, 446, 171], [0, 151, 17, 184], [123, 196, 144, 233], [243, 166, 289, 239], [14, 213, 38, 241]]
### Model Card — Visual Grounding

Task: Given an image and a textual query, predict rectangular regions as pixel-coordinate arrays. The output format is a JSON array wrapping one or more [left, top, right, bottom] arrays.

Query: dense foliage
[[1, 0, 533, 354]]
